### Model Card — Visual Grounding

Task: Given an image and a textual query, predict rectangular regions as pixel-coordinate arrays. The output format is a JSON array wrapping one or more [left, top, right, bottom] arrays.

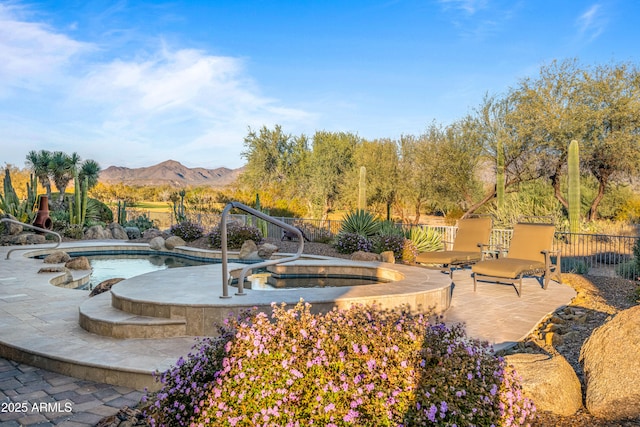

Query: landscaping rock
[[149, 236, 166, 251], [125, 226, 142, 240], [580, 304, 640, 420], [85, 225, 112, 240], [239, 240, 259, 260], [505, 353, 582, 416], [90, 278, 125, 297], [38, 266, 67, 274], [25, 234, 46, 244], [165, 236, 186, 250], [44, 250, 71, 264], [380, 251, 396, 263], [143, 228, 164, 239], [350, 251, 381, 262], [65, 256, 91, 270], [1, 214, 22, 235], [108, 222, 129, 240], [257, 243, 279, 259]]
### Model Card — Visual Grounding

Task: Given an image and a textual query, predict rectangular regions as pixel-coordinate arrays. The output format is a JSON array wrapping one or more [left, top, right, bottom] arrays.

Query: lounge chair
[[471, 221, 562, 297], [415, 216, 492, 278]]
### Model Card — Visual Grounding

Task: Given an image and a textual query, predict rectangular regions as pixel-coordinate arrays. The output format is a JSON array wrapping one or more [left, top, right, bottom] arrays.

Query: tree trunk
[[551, 170, 569, 209], [588, 178, 608, 221], [462, 189, 496, 218], [413, 201, 421, 225]]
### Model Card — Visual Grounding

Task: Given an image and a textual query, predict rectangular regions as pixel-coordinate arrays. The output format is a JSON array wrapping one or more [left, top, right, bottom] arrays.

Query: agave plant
[[405, 225, 443, 253], [339, 209, 380, 237]]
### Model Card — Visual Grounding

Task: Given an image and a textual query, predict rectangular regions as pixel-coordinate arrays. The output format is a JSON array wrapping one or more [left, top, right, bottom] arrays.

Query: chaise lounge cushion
[[472, 258, 546, 279], [415, 250, 483, 265]]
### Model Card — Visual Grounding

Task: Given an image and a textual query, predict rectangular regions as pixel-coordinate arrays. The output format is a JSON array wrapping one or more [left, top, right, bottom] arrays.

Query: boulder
[[44, 251, 71, 264], [125, 226, 142, 240], [1, 214, 22, 235], [239, 240, 259, 260], [165, 236, 186, 250], [257, 243, 279, 259], [143, 228, 164, 239], [107, 222, 129, 240], [149, 236, 166, 251], [25, 234, 46, 244], [90, 278, 125, 297], [38, 266, 67, 274], [65, 256, 91, 270], [84, 225, 112, 240], [8, 234, 28, 245], [350, 251, 381, 262], [380, 251, 396, 264], [38, 266, 73, 284], [580, 305, 640, 420], [505, 353, 582, 416]]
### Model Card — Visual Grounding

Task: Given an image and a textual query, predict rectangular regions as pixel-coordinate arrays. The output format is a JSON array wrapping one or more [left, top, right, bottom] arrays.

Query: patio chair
[[471, 221, 562, 297], [415, 216, 492, 278]]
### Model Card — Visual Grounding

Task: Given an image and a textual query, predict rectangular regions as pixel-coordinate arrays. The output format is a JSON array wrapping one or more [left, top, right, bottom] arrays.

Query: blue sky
[[1, 0, 638, 169]]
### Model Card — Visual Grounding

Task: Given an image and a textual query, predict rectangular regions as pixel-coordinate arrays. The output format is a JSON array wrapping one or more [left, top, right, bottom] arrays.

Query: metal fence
[[124, 209, 640, 281]]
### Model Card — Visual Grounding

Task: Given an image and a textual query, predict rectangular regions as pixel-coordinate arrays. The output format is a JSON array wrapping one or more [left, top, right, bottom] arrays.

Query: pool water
[[87, 255, 209, 289], [245, 273, 387, 290]]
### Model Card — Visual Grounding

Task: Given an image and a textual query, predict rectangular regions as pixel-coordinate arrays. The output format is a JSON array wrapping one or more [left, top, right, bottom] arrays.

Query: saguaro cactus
[[69, 173, 88, 225], [358, 166, 367, 211], [568, 140, 581, 233], [496, 138, 505, 210]]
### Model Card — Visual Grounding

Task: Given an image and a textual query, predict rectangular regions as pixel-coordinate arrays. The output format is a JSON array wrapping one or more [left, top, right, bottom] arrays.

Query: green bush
[[170, 221, 204, 242], [405, 226, 443, 253], [124, 214, 157, 233], [209, 222, 264, 249], [561, 257, 589, 275], [145, 303, 535, 426], [378, 220, 404, 237], [339, 210, 380, 237], [372, 234, 405, 260]]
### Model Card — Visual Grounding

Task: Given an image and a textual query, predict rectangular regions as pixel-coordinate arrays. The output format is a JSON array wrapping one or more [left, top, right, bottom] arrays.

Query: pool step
[[79, 293, 187, 339]]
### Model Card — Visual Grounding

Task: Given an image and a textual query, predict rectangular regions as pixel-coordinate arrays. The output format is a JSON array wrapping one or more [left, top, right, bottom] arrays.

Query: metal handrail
[[1, 218, 62, 259], [220, 202, 304, 298]]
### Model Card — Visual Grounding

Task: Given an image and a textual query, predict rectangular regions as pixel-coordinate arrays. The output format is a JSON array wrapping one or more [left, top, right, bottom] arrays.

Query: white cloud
[[0, 4, 315, 168], [576, 4, 606, 42], [437, 0, 488, 15]]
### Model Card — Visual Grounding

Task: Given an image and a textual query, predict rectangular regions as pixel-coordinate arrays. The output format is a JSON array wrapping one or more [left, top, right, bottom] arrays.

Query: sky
[[1, 0, 638, 170]]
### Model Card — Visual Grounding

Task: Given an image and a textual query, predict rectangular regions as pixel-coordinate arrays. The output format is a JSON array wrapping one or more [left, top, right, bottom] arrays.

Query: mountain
[[99, 160, 244, 188]]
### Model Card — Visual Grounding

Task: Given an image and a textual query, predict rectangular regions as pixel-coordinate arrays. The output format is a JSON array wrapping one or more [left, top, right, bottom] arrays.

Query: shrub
[[334, 232, 373, 254], [561, 257, 589, 275], [406, 226, 443, 253], [372, 234, 405, 260], [125, 214, 158, 233], [401, 238, 419, 264], [170, 221, 205, 242], [378, 220, 404, 237], [339, 210, 380, 237], [144, 303, 535, 426], [63, 224, 84, 239], [209, 222, 264, 249]]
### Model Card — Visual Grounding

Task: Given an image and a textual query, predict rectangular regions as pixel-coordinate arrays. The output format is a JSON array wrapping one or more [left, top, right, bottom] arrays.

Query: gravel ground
[[101, 238, 640, 426]]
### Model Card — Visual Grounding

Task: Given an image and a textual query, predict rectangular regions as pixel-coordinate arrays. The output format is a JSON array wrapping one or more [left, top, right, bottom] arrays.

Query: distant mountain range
[[99, 160, 244, 188]]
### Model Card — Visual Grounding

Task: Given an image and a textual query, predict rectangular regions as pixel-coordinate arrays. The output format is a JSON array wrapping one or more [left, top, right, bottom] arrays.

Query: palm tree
[[49, 151, 81, 203], [25, 150, 53, 201], [78, 159, 101, 190]]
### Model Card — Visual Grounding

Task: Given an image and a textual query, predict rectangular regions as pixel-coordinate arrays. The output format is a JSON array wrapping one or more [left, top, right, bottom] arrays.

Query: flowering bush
[[169, 221, 205, 242], [208, 222, 264, 249], [372, 234, 406, 260], [145, 303, 535, 426], [334, 232, 373, 254]]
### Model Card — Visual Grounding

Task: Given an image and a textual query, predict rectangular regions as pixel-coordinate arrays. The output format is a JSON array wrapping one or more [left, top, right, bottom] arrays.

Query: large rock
[[125, 226, 142, 240], [90, 278, 125, 297], [380, 251, 396, 264], [84, 225, 112, 240], [1, 214, 22, 235], [257, 243, 279, 259], [44, 251, 71, 264], [25, 234, 46, 244], [107, 222, 129, 240], [505, 353, 582, 416], [149, 236, 166, 251], [143, 228, 164, 239], [580, 305, 640, 420], [350, 251, 381, 262], [239, 240, 260, 260], [65, 256, 91, 270], [165, 236, 186, 250]]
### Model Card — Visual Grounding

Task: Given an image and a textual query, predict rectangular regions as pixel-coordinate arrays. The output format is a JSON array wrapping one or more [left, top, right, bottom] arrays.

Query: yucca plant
[[339, 209, 380, 237], [405, 225, 443, 253], [378, 219, 404, 237]]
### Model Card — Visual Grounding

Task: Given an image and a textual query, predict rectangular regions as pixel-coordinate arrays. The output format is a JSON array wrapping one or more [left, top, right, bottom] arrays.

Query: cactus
[[568, 140, 581, 233], [171, 190, 187, 223], [358, 166, 367, 211], [117, 200, 127, 224], [496, 138, 505, 210], [69, 173, 88, 225], [0, 169, 38, 223]]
